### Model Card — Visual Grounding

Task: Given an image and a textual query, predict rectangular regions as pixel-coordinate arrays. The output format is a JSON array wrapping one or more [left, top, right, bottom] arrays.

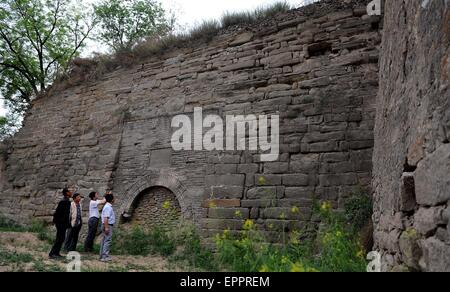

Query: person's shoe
[[49, 254, 63, 260], [100, 257, 112, 262]]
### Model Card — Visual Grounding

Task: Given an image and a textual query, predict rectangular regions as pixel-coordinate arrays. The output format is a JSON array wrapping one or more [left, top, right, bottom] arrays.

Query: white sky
[[164, 0, 310, 30], [0, 0, 312, 116]]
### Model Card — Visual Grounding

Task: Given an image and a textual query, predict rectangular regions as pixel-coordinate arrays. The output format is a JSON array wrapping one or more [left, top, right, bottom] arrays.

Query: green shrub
[[27, 219, 54, 244], [0, 248, 33, 265], [0, 215, 25, 232], [344, 191, 373, 231], [189, 20, 221, 43], [221, 2, 290, 28], [214, 203, 368, 272], [112, 226, 176, 257], [169, 224, 217, 271], [221, 11, 254, 27], [313, 203, 367, 272], [33, 261, 63, 272]]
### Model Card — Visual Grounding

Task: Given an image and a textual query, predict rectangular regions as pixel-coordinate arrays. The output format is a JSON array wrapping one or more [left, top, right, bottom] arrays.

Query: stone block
[[202, 199, 241, 208], [415, 145, 450, 206], [421, 237, 450, 272], [282, 174, 309, 186], [263, 162, 289, 174], [208, 208, 249, 219], [255, 174, 282, 186], [211, 186, 244, 199], [246, 187, 284, 200]]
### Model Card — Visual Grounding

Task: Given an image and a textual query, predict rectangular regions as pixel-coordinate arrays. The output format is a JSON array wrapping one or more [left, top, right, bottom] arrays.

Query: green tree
[[94, 0, 174, 52], [0, 0, 95, 114], [0, 114, 18, 141]]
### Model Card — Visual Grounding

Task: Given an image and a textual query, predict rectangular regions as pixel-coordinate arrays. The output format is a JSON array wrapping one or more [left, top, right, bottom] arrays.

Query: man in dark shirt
[[49, 188, 72, 259]]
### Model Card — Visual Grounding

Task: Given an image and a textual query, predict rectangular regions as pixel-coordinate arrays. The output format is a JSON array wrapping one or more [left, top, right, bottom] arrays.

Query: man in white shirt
[[99, 193, 116, 262], [84, 192, 106, 252]]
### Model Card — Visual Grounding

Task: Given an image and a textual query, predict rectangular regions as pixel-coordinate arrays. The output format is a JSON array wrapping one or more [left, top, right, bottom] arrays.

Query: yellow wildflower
[[291, 206, 300, 214], [258, 176, 266, 185], [259, 265, 270, 272], [291, 262, 318, 272], [356, 250, 365, 259], [234, 210, 242, 218], [321, 201, 332, 211], [162, 200, 171, 210], [243, 219, 255, 230]]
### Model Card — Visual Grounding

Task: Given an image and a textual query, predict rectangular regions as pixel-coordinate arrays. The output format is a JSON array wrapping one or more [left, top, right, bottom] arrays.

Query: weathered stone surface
[[282, 174, 309, 186], [413, 207, 446, 236], [373, 0, 450, 271], [246, 187, 283, 200], [421, 237, 450, 272], [415, 145, 450, 206], [229, 32, 254, 46], [202, 199, 241, 208], [399, 229, 422, 270], [208, 208, 249, 219]]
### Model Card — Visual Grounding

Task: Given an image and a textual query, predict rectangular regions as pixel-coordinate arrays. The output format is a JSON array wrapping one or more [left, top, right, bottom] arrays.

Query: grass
[[222, 2, 291, 27], [33, 261, 64, 272], [0, 248, 34, 266], [113, 226, 176, 257], [0, 216, 26, 232]]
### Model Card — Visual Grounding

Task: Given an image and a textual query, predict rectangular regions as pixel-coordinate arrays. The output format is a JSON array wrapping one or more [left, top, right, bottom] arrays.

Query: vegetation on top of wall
[[62, 1, 293, 85]]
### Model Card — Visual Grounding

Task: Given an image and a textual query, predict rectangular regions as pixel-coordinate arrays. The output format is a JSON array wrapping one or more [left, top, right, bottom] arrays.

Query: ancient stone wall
[[0, 0, 381, 241], [373, 0, 449, 272]]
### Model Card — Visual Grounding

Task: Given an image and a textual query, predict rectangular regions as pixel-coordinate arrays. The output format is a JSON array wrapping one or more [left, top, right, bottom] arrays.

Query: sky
[[0, 0, 313, 117]]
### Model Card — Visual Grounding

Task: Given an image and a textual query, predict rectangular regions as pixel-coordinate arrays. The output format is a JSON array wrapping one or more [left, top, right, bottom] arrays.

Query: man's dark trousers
[[84, 217, 99, 252], [65, 224, 82, 252], [49, 224, 67, 257]]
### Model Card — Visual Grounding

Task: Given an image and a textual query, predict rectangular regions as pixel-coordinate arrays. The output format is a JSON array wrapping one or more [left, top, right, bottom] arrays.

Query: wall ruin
[[0, 0, 381, 242], [373, 0, 449, 272]]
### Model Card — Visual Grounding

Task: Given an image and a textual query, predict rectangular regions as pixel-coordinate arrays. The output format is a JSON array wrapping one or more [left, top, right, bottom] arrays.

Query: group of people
[[48, 188, 116, 262]]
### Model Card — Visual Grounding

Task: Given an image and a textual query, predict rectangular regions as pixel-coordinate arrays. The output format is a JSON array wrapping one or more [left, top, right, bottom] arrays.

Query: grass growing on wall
[[64, 2, 293, 83]]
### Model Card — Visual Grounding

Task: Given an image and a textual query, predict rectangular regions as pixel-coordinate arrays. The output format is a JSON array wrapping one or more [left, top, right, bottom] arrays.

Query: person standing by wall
[[99, 193, 115, 262], [64, 193, 84, 252], [49, 188, 72, 259], [84, 192, 106, 252]]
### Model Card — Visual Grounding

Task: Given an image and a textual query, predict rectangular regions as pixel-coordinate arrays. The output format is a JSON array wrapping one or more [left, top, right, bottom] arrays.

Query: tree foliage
[[0, 0, 95, 114], [0, 113, 20, 141], [94, 0, 174, 52]]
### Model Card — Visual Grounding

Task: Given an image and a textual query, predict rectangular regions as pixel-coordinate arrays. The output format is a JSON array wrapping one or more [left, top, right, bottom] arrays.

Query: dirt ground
[[0, 231, 184, 272]]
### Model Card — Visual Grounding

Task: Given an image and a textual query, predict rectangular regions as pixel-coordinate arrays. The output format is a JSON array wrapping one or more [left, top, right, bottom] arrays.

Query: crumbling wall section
[[373, 0, 449, 272]]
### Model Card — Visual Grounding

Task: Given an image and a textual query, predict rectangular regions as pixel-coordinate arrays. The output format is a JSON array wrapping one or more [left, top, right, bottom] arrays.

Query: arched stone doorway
[[118, 169, 191, 225], [127, 186, 181, 229]]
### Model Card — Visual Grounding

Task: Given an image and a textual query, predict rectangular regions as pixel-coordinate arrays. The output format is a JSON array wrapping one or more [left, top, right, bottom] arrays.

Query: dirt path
[[0, 231, 184, 272]]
